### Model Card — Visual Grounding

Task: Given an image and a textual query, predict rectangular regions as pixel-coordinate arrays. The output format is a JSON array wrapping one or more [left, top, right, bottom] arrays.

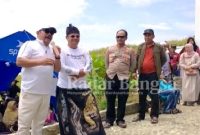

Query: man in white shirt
[[16, 27, 61, 135], [56, 24, 105, 135]]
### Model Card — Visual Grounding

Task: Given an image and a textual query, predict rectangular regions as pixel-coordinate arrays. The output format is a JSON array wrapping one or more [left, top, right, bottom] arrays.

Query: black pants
[[138, 72, 159, 119], [105, 75, 129, 124]]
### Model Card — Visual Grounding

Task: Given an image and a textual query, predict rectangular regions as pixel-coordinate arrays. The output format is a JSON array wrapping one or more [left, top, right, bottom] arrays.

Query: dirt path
[[105, 105, 200, 135]]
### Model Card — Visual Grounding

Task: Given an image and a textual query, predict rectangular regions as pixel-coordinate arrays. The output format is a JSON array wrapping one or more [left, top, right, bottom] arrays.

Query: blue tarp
[[0, 60, 21, 90], [0, 31, 58, 112], [0, 30, 36, 91]]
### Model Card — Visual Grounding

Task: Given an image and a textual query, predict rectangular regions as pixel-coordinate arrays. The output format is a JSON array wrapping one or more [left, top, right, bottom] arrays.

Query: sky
[[0, 0, 195, 51]]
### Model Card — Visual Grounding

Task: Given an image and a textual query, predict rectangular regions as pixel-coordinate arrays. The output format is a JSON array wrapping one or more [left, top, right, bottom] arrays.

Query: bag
[[185, 68, 198, 76]]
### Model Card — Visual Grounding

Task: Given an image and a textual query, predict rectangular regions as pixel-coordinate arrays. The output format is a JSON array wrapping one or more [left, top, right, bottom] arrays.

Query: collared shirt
[[105, 45, 135, 80], [17, 39, 56, 95]]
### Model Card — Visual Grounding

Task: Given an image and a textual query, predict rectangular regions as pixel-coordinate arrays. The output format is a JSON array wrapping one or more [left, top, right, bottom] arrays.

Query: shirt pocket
[[109, 53, 115, 63], [121, 54, 130, 65]]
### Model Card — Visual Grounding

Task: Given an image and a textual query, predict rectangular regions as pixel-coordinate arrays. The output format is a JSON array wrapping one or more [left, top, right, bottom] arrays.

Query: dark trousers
[[105, 75, 129, 124], [159, 89, 180, 113], [138, 72, 159, 119]]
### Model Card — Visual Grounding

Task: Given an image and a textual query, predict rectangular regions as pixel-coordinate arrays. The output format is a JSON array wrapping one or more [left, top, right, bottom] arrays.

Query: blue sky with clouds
[[0, 0, 195, 50]]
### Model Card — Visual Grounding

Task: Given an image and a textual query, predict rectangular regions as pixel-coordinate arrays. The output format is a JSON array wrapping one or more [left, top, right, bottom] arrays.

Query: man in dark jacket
[[132, 29, 166, 124]]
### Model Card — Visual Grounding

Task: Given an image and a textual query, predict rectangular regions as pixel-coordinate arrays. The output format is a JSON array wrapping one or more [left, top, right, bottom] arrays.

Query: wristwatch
[[55, 56, 60, 59]]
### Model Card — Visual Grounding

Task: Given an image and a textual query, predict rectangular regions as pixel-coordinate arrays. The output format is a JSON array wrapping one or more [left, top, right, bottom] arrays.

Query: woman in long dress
[[179, 43, 200, 105]]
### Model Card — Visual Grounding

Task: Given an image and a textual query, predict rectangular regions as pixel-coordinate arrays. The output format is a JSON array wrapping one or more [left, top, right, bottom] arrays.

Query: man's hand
[[131, 73, 137, 80], [184, 66, 191, 71], [39, 58, 54, 66], [78, 69, 86, 78], [160, 74, 164, 79], [70, 69, 86, 80]]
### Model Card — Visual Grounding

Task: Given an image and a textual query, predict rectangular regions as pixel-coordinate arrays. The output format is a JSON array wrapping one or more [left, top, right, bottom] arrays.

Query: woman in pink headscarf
[[179, 43, 200, 106]]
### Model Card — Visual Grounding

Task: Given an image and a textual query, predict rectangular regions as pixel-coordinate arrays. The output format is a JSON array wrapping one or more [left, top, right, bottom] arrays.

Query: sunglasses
[[144, 33, 153, 37], [116, 36, 126, 39], [43, 29, 54, 35], [70, 35, 80, 38]]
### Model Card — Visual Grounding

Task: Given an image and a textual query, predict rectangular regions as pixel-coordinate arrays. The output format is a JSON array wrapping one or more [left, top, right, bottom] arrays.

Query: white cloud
[[0, 0, 88, 37], [78, 22, 126, 43], [182, 10, 194, 19], [174, 22, 194, 31], [118, 0, 164, 7], [80, 24, 114, 33], [78, 22, 127, 50], [138, 22, 171, 30], [138, 22, 194, 43]]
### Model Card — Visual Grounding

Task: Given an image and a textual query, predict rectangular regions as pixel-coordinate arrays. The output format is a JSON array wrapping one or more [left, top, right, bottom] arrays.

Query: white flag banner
[[195, 0, 200, 46]]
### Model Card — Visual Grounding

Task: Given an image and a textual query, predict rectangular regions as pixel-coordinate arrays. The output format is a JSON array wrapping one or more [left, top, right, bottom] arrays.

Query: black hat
[[143, 29, 154, 35], [40, 27, 57, 35], [66, 24, 80, 36]]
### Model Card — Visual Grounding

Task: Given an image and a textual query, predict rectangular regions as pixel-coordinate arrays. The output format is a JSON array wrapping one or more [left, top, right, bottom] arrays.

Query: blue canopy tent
[[0, 30, 58, 115], [0, 30, 36, 91]]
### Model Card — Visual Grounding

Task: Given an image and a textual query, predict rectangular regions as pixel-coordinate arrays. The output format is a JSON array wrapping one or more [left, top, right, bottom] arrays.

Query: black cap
[[66, 24, 80, 36], [40, 27, 57, 35], [143, 29, 154, 35]]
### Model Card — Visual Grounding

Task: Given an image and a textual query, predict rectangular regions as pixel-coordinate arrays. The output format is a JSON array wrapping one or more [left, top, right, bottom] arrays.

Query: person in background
[[56, 24, 105, 135], [132, 29, 166, 124], [179, 43, 200, 106], [0, 94, 7, 116], [2, 100, 18, 133], [158, 75, 181, 114], [160, 41, 171, 82], [179, 37, 200, 55], [104, 29, 135, 128], [44, 106, 56, 126], [169, 45, 180, 76], [16, 27, 61, 135]]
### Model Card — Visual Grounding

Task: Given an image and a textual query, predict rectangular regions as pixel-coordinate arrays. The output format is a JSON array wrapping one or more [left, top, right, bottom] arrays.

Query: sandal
[[163, 111, 172, 114], [172, 108, 182, 114], [151, 117, 158, 124]]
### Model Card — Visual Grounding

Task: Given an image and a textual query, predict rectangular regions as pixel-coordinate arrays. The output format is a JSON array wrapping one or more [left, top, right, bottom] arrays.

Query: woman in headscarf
[[179, 43, 200, 106], [179, 37, 200, 55]]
